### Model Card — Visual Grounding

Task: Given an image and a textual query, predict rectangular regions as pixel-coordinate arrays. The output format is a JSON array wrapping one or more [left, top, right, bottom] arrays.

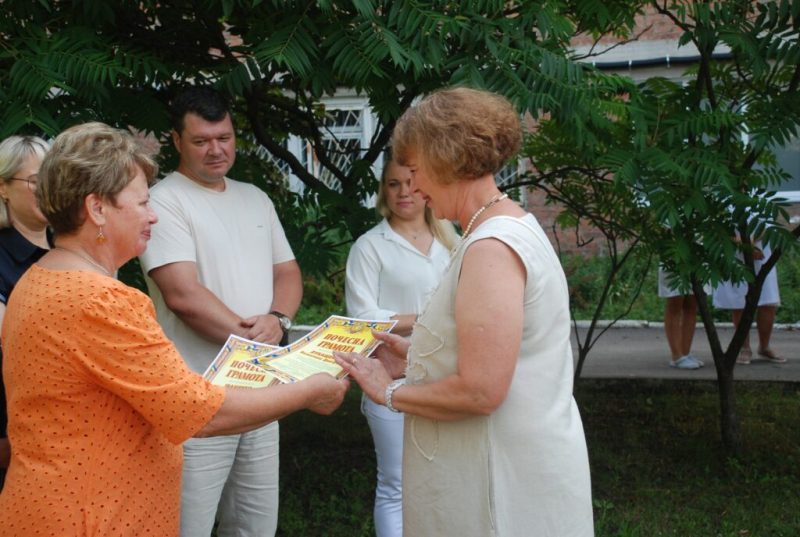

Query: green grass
[[295, 271, 346, 326], [294, 249, 800, 327], [275, 381, 800, 537], [581, 380, 800, 537], [561, 249, 800, 325], [277, 390, 375, 536]]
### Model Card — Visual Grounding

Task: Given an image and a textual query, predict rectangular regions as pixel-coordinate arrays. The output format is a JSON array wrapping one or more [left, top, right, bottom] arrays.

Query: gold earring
[[96, 227, 107, 244]]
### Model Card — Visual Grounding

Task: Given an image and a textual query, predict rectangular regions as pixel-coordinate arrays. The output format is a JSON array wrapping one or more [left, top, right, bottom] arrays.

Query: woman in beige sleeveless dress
[[336, 87, 593, 537]]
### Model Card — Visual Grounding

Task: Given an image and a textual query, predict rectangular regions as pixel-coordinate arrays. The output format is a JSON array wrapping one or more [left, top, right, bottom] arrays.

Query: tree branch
[[292, 91, 351, 187], [244, 89, 332, 194], [361, 91, 416, 165], [572, 25, 653, 61]]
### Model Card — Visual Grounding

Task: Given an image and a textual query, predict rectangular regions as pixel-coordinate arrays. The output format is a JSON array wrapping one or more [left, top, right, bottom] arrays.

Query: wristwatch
[[269, 311, 292, 332]]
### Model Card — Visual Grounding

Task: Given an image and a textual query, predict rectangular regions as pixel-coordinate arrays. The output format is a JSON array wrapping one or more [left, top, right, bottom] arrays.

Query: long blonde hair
[[376, 157, 458, 250]]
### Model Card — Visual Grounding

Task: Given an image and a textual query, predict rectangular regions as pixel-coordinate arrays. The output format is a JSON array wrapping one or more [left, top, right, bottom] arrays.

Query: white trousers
[[180, 422, 279, 537], [362, 395, 404, 537]]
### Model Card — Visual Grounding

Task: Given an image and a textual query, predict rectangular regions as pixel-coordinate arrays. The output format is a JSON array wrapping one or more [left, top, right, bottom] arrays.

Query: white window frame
[[283, 95, 383, 195], [280, 94, 526, 208]]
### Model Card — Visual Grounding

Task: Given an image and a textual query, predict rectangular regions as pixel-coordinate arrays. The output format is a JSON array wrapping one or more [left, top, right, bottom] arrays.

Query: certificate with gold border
[[250, 315, 396, 382], [203, 335, 283, 387]]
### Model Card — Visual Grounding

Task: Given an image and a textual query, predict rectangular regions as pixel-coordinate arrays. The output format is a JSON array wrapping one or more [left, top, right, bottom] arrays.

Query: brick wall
[[526, 185, 800, 257], [540, 6, 676, 256], [525, 189, 609, 256], [532, 5, 800, 256], [572, 5, 684, 48]]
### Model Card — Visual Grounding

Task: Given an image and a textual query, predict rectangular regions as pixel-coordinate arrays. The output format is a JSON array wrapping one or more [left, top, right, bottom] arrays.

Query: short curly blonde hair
[[37, 122, 158, 235], [392, 87, 521, 184]]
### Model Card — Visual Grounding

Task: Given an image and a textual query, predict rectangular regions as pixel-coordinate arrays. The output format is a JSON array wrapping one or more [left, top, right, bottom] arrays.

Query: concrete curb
[[288, 323, 799, 382], [294, 320, 800, 334], [572, 320, 800, 330]]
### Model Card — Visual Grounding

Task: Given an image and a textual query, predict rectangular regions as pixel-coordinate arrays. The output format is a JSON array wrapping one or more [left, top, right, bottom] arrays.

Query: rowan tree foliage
[[0, 0, 635, 273], [515, 61, 650, 379], [7, 0, 796, 456], [642, 0, 800, 457], [519, 0, 800, 456]]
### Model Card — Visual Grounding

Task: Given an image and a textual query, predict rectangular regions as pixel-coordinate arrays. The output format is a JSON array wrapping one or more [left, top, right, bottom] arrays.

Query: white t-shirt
[[139, 171, 295, 373], [345, 219, 451, 320]]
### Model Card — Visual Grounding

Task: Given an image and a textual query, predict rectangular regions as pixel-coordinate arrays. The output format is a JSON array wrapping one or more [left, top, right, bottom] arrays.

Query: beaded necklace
[[461, 193, 508, 238]]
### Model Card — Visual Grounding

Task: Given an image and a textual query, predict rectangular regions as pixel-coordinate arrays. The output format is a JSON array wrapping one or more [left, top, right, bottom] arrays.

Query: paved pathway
[[574, 324, 799, 381], [291, 323, 800, 382]]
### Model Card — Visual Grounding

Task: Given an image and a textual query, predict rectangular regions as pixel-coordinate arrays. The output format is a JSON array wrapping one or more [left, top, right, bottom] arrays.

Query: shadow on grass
[[278, 389, 376, 537], [276, 381, 800, 537], [578, 379, 800, 537]]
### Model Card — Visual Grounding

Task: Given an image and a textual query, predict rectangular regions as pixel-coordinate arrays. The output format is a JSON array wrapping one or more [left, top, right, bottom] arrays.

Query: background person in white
[[713, 237, 784, 364], [345, 158, 455, 537], [658, 267, 705, 370], [139, 87, 302, 537]]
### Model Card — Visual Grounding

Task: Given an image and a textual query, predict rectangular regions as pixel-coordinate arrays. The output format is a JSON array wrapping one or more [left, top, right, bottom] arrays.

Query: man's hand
[[241, 314, 284, 345]]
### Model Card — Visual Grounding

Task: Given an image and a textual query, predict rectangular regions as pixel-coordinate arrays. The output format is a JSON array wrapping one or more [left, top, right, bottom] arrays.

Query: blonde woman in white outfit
[[345, 159, 455, 537], [337, 88, 593, 537]]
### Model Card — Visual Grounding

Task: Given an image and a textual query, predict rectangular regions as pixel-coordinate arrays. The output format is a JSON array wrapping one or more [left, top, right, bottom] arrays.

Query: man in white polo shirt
[[140, 87, 302, 537]]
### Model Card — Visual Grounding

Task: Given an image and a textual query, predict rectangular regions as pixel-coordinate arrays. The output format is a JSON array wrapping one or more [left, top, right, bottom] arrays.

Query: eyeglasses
[[7, 174, 38, 191]]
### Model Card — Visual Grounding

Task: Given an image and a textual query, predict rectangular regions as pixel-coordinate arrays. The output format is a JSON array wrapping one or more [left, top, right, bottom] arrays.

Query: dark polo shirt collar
[[0, 226, 51, 304]]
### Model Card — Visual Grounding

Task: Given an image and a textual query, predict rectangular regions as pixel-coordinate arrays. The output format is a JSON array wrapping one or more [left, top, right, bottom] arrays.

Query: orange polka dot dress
[[0, 266, 225, 536]]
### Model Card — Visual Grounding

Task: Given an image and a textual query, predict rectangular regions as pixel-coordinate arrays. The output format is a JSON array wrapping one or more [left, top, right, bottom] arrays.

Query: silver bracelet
[[384, 378, 406, 413]]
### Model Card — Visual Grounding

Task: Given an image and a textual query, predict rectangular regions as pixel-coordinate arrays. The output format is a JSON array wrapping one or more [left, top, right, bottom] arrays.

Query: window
[[279, 96, 382, 194], [773, 135, 800, 202], [302, 107, 368, 191], [276, 95, 526, 208]]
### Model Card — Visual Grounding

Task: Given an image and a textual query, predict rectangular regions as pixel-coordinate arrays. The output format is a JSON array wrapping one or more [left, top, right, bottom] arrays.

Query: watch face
[[271, 311, 291, 330]]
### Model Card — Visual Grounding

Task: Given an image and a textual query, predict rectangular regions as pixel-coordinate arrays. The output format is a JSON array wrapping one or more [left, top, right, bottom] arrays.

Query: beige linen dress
[[403, 215, 594, 537]]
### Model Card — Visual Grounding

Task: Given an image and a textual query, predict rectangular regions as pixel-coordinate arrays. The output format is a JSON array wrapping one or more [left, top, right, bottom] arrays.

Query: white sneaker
[[686, 354, 704, 367], [669, 355, 702, 370]]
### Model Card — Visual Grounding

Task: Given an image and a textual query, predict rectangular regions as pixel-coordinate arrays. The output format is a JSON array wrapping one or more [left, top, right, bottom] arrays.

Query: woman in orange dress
[[0, 122, 348, 536]]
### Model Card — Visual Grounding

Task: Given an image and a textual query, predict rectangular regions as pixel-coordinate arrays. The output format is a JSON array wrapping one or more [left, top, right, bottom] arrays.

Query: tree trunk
[[574, 344, 590, 382], [693, 280, 745, 457], [715, 359, 743, 457]]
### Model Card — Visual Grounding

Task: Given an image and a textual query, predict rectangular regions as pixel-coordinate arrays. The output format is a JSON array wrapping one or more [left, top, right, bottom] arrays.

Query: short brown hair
[[37, 122, 158, 235], [392, 87, 521, 184]]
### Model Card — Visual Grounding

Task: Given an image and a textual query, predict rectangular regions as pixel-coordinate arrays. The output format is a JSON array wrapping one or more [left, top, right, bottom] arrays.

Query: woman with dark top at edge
[[345, 157, 455, 537], [0, 135, 50, 490], [0, 122, 348, 536], [336, 87, 594, 536]]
